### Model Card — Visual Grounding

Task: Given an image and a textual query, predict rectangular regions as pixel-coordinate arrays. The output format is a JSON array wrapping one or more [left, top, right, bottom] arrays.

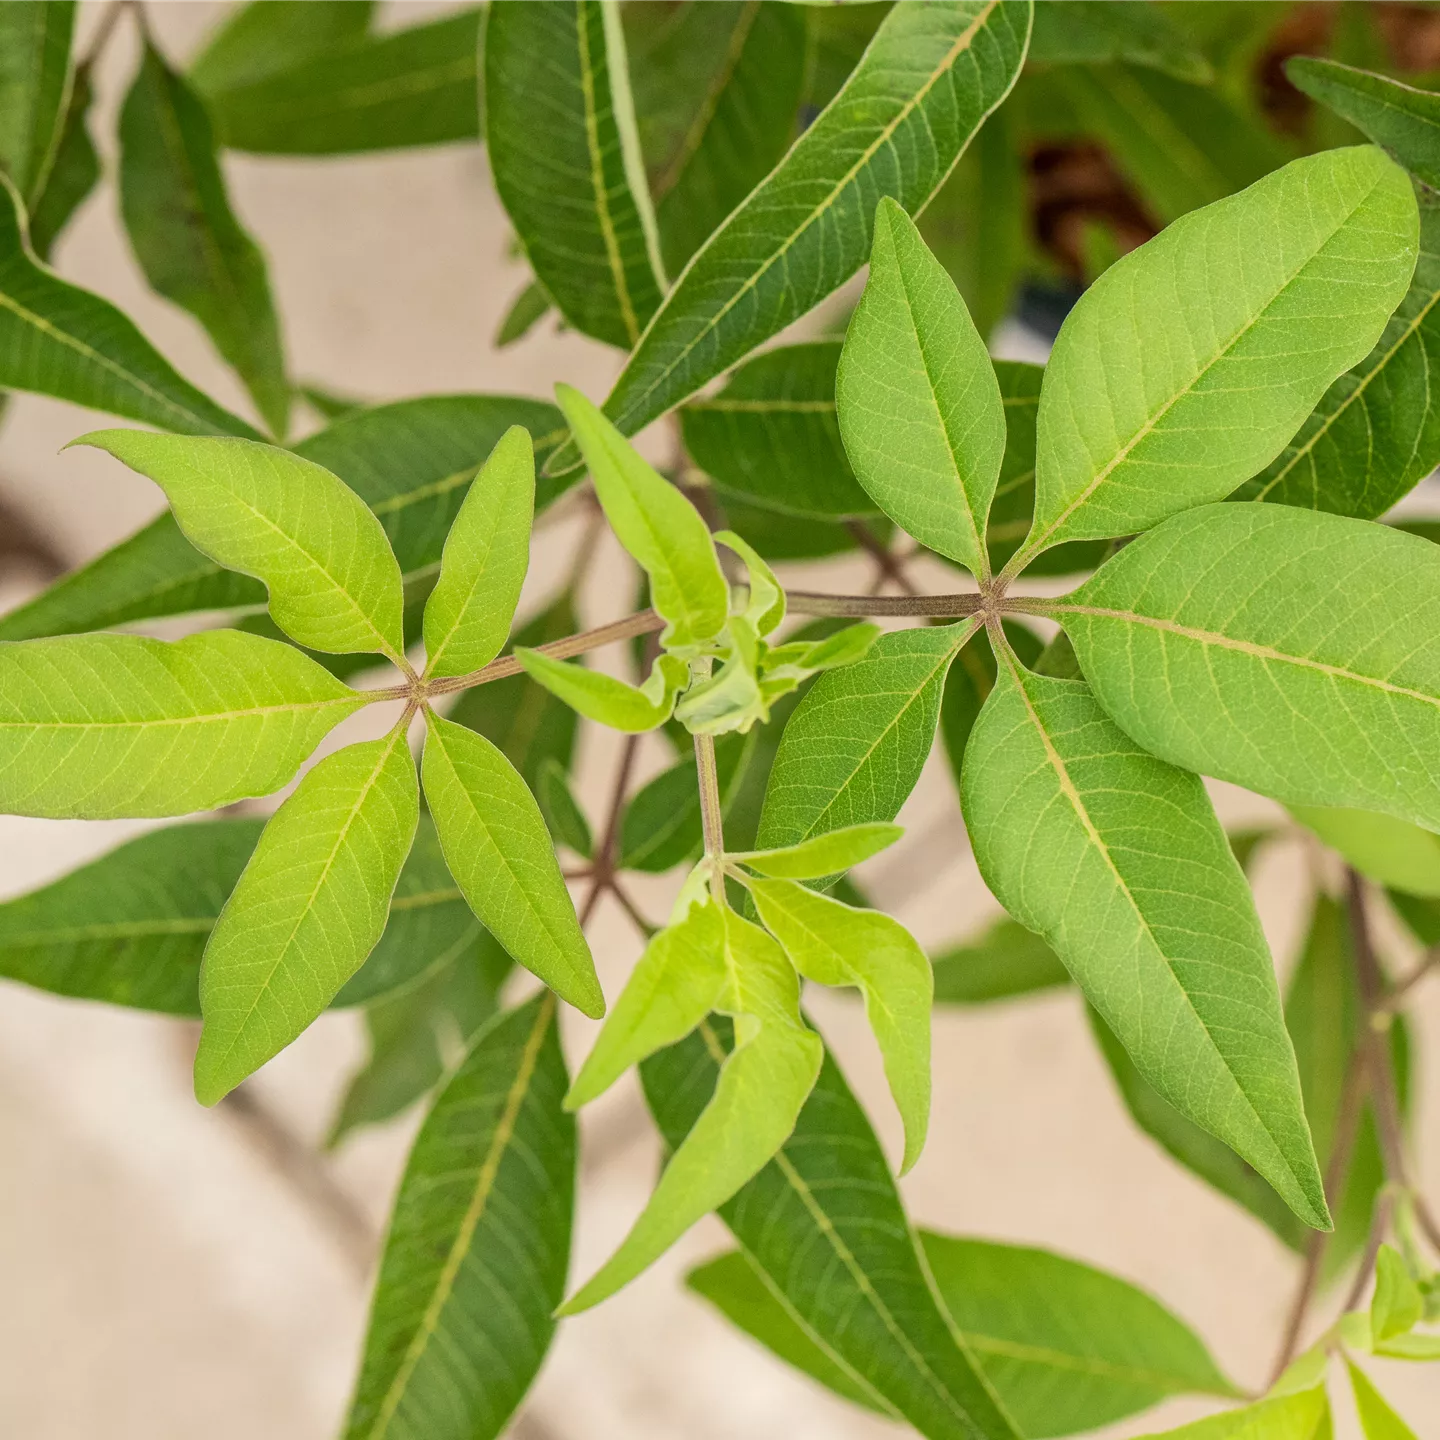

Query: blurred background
[[2, 3, 1440, 1437]]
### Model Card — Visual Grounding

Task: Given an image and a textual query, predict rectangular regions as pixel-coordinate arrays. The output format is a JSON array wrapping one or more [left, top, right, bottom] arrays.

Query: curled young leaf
[[732, 822, 902, 880], [714, 530, 784, 637], [674, 619, 764, 735], [515, 649, 689, 733]]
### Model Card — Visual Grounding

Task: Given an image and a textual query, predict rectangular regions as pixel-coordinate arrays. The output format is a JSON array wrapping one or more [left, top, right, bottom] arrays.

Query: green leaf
[[648, 2, 807, 276], [342, 993, 573, 1440], [119, 42, 290, 438], [0, 629, 365, 819], [836, 197, 1004, 576], [1129, 1385, 1329, 1440], [939, 619, 1042, 787], [25, 54, 99, 261], [561, 906, 822, 1313], [0, 1, 76, 205], [194, 727, 419, 1105], [733, 822, 901, 879], [1346, 1361, 1418, 1440], [643, 1026, 1021, 1440], [494, 278, 550, 349], [961, 647, 1328, 1230], [1289, 58, 1440, 192], [1063, 503, 1440, 833], [681, 342, 873, 519], [747, 876, 931, 1172], [1014, 147, 1418, 564], [0, 174, 260, 437], [556, 384, 728, 653], [758, 622, 974, 850], [1372, 1246, 1424, 1342], [715, 530, 784, 638], [203, 9, 483, 156], [486, 0, 664, 350], [1290, 805, 1440, 898], [190, 1, 375, 95], [516, 649, 689, 734], [422, 711, 603, 1018], [422, 426, 533, 679], [76, 431, 406, 659], [555, 0, 1031, 472], [931, 917, 1070, 1005], [536, 757, 592, 860], [1027, 2, 1211, 82]]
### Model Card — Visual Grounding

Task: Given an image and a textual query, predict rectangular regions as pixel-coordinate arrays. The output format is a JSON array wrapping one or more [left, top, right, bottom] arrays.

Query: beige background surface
[[1, 4, 1438, 1437]]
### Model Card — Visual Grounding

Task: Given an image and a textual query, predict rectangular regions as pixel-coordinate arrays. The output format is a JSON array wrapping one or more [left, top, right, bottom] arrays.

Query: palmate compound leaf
[[1061, 503, 1440, 834], [836, 197, 1005, 578], [642, 1023, 1021, 1440], [486, 0, 665, 350], [1008, 146, 1418, 568], [421, 426, 532, 680], [0, 630, 365, 820], [560, 903, 823, 1314], [0, 1, 76, 206], [342, 992, 573, 1440], [544, 0, 1032, 477], [960, 641, 1328, 1231], [75, 431, 405, 660], [193, 725, 419, 1105], [689, 1234, 1238, 1437], [422, 712, 603, 1019]]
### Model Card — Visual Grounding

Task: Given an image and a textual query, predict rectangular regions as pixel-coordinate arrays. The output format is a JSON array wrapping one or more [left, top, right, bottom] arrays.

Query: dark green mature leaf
[[487, 0, 665, 350], [1027, 2, 1211, 83], [802, 4, 891, 114], [758, 622, 977, 851], [120, 42, 290, 438], [555, 0, 1031, 472], [1015, 147, 1418, 564], [0, 1, 76, 205], [493, 279, 550, 349], [681, 342, 874, 519], [342, 993, 573, 1440], [1237, 205, 1440, 519], [1289, 58, 1440, 192], [649, 2, 807, 275], [203, 9, 483, 156], [962, 650, 1327, 1229], [619, 733, 753, 874], [0, 175, 260, 437], [25, 56, 98, 261], [1063, 503, 1440, 833], [642, 1029, 1021, 1440], [190, 1, 375, 95], [932, 917, 1070, 1005]]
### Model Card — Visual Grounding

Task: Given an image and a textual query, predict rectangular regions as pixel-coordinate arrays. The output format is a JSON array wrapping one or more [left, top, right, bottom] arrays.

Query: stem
[[1342, 1188, 1398, 1313], [1382, 948, 1440, 1009], [82, 0, 131, 64], [579, 733, 642, 927], [693, 713, 726, 904], [845, 521, 918, 595], [785, 590, 984, 618]]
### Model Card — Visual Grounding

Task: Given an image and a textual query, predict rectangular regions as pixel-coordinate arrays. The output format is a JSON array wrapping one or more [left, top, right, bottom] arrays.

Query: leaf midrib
[[961, 1330, 1224, 1392], [0, 693, 357, 730]]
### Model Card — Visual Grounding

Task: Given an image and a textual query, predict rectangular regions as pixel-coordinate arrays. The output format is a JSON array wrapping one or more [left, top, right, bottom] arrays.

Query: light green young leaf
[[714, 531, 784, 637], [422, 426, 533, 679], [1372, 1246, 1424, 1342], [766, 622, 880, 681], [961, 648, 1328, 1231], [26, 52, 99, 261], [1062, 503, 1440, 834], [561, 906, 822, 1313], [515, 649, 689, 733], [76, 431, 405, 659], [1014, 147, 1418, 565], [536, 757, 592, 860], [1129, 1385, 1329, 1440], [674, 619, 764, 736], [486, 0, 664, 349], [1347, 1361, 1419, 1440], [422, 712, 604, 1018], [931, 917, 1070, 1006], [190, 1, 375, 95], [549, 0, 1031, 475], [566, 896, 726, 1110], [1290, 58, 1440, 192], [556, 384, 728, 654], [733, 822, 901, 880], [0, 630, 365, 819], [1027, 2, 1210, 82], [0, 175, 260, 438], [193, 727, 418, 1105], [119, 42, 290, 438], [836, 197, 1004, 577], [201, 9, 483, 156], [1290, 806, 1440, 898], [342, 993, 573, 1440], [0, 1, 76, 204], [748, 876, 932, 1172]]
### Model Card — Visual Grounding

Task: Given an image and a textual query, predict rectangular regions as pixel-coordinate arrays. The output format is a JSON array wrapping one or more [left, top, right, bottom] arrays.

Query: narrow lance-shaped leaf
[[75, 431, 405, 659], [1347, 1360, 1420, 1440], [515, 650, 689, 734], [837, 197, 1005, 578], [932, 917, 1070, 1006], [537, 759, 592, 860], [561, 905, 823, 1313], [1012, 146, 1418, 566], [0, 630, 365, 820], [1027, 2, 1211, 82], [0, 1, 76, 204], [422, 426, 533, 679], [1127, 1385, 1330, 1440], [486, 0, 664, 349], [1061, 503, 1440, 834], [732, 822, 901, 879], [747, 876, 932, 1172], [1372, 1246, 1424, 1342], [119, 41, 291, 438], [194, 726, 419, 1105], [342, 993, 574, 1440], [548, 0, 1032, 475], [494, 279, 550, 349], [25, 54, 99, 261], [189, 1, 376, 95], [0, 175, 260, 437], [961, 643, 1328, 1230], [422, 712, 604, 1018]]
